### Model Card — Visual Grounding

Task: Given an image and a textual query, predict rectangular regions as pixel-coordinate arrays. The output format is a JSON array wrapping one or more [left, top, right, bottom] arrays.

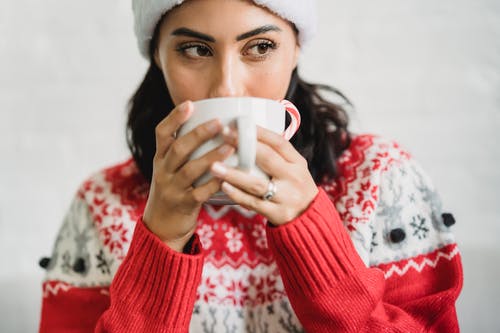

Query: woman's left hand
[[210, 126, 319, 226]]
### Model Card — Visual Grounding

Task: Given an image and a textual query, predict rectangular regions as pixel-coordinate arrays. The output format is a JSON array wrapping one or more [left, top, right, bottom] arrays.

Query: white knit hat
[[132, 0, 317, 58]]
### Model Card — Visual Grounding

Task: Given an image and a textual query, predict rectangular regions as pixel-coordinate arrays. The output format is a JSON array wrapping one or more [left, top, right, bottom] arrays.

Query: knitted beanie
[[132, 0, 317, 58]]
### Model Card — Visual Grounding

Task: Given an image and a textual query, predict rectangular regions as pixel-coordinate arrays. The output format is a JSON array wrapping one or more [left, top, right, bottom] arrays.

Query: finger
[[175, 144, 235, 188], [154, 101, 194, 160], [256, 126, 302, 163], [255, 141, 289, 177], [221, 181, 274, 213], [221, 125, 238, 146], [165, 118, 223, 172], [210, 162, 273, 199], [189, 178, 223, 204]]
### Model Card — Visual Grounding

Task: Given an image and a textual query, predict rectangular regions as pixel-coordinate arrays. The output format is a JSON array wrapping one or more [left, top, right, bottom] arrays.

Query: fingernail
[[218, 144, 233, 155], [178, 101, 191, 114], [222, 181, 235, 193], [211, 162, 227, 177], [206, 119, 221, 134], [222, 125, 231, 136], [222, 126, 237, 141]]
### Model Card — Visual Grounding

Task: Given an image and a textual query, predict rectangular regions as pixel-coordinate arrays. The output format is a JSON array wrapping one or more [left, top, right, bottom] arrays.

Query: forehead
[[161, 0, 292, 37]]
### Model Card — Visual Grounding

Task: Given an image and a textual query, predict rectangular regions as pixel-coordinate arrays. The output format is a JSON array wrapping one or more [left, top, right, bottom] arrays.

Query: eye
[[177, 43, 212, 58], [245, 40, 277, 58]]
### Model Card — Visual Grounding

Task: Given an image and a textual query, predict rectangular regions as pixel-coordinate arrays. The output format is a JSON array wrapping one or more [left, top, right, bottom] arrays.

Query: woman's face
[[154, 0, 300, 105]]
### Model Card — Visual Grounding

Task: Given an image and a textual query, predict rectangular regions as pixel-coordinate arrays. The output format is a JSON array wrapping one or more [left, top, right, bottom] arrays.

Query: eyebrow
[[236, 25, 282, 41], [171, 28, 215, 42], [171, 25, 282, 42]]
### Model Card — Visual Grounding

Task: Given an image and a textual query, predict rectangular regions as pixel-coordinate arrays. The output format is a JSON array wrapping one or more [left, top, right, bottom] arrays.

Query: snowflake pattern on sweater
[[40, 134, 462, 332]]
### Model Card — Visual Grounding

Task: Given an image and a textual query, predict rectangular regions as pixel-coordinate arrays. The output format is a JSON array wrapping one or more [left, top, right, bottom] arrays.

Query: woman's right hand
[[143, 101, 234, 252]]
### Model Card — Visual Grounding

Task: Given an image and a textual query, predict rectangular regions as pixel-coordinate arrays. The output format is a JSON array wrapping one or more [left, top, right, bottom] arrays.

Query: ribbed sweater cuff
[[266, 188, 368, 296], [106, 218, 204, 331]]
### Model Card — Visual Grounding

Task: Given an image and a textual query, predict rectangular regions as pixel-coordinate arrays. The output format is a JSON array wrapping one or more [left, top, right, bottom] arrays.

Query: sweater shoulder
[[42, 158, 148, 288], [322, 134, 457, 270], [76, 158, 149, 217], [323, 133, 412, 201], [75, 157, 149, 259], [339, 133, 412, 173]]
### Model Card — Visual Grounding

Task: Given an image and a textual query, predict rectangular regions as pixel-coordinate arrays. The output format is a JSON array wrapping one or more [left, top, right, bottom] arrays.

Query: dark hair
[[126, 20, 353, 184]]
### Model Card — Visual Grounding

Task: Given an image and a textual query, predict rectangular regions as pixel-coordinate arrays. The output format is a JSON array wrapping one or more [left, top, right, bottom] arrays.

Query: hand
[[210, 126, 318, 226], [143, 101, 235, 252]]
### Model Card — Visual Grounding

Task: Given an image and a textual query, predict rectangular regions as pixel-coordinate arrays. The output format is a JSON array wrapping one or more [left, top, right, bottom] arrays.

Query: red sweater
[[39, 134, 463, 332]]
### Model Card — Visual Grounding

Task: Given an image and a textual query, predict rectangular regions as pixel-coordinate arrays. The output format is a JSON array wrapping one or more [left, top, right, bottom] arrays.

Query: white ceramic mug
[[177, 97, 301, 205]]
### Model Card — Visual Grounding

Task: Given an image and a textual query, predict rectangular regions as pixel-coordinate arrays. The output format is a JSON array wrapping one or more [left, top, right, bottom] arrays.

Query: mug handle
[[236, 115, 256, 171], [235, 100, 299, 171], [280, 100, 301, 140]]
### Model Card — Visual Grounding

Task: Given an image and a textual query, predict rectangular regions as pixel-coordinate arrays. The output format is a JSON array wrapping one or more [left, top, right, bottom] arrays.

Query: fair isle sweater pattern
[[40, 134, 460, 332]]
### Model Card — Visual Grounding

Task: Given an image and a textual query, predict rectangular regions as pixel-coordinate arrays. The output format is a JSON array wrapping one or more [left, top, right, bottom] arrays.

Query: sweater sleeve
[[266, 162, 463, 332], [39, 191, 204, 333], [95, 219, 204, 332]]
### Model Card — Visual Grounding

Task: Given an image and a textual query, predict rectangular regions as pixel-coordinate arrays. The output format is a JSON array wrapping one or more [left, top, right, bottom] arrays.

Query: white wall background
[[1, 0, 499, 331]]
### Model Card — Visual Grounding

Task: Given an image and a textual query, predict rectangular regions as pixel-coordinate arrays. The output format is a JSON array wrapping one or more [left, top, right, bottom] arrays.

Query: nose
[[208, 54, 244, 98]]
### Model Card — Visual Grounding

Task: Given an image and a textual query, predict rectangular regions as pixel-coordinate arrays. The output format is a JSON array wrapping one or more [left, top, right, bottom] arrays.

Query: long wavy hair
[[126, 19, 353, 184]]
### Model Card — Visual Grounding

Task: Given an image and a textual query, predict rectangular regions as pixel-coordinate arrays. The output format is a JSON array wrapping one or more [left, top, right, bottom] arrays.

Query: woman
[[38, 0, 463, 332]]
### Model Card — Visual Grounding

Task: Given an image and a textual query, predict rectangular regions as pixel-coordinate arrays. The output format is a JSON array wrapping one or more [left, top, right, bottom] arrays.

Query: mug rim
[[191, 96, 283, 108]]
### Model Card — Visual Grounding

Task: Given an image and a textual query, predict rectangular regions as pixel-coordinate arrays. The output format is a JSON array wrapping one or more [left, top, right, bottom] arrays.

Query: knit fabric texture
[[132, 0, 317, 58], [38, 134, 463, 332]]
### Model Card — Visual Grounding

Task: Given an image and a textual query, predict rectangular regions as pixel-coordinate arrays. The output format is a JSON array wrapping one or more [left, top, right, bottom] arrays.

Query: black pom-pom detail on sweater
[[389, 228, 406, 243], [73, 258, 86, 273], [39, 257, 51, 269], [442, 213, 456, 227]]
